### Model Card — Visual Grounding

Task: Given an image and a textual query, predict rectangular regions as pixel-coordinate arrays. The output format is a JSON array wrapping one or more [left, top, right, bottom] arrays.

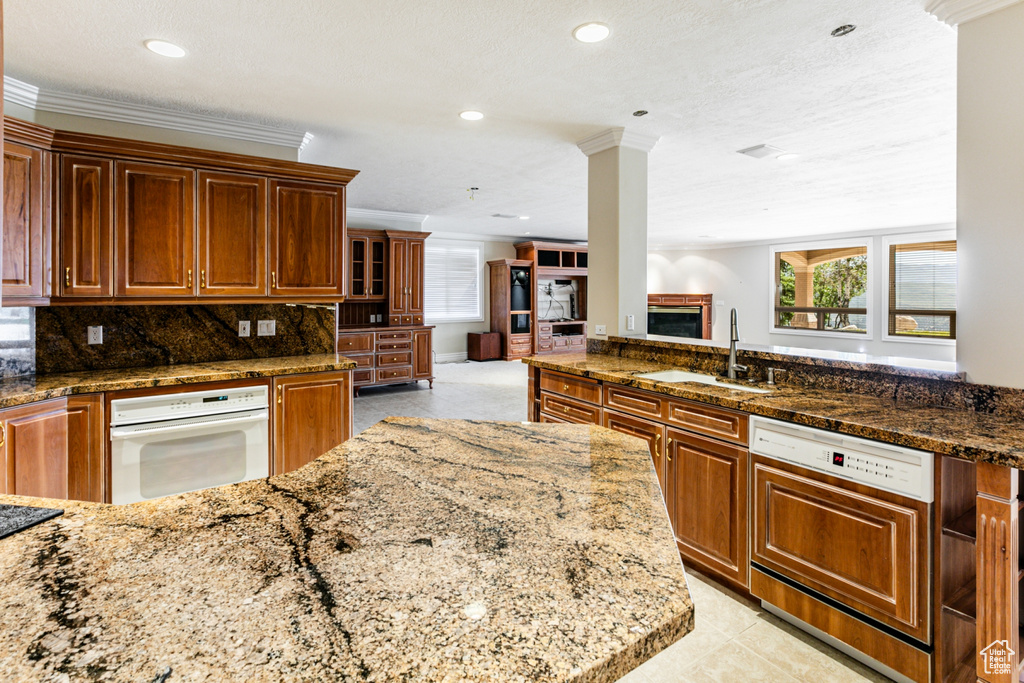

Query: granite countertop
[[0, 354, 357, 409], [0, 418, 692, 682], [525, 352, 1024, 468]]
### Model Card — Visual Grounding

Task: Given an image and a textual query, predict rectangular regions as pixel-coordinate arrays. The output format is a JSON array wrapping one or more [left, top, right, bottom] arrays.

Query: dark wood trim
[[3, 117, 55, 148]]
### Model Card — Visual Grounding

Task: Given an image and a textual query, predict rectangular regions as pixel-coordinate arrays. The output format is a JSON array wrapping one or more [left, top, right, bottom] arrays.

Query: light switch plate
[[87, 326, 103, 345], [257, 320, 276, 336], [626, 315, 635, 331], [595, 325, 607, 336], [238, 321, 251, 337]]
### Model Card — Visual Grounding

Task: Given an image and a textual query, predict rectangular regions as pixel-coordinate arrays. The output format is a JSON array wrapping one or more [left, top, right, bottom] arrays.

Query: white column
[[950, 1, 1024, 386], [577, 128, 659, 339]]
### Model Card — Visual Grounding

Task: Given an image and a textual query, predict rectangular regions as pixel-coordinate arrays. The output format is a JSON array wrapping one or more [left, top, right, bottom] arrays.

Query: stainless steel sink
[[635, 370, 771, 394]]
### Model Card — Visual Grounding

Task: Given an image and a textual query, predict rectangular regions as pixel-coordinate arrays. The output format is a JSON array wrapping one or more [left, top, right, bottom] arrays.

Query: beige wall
[[956, 3, 1024, 386], [4, 101, 298, 161]]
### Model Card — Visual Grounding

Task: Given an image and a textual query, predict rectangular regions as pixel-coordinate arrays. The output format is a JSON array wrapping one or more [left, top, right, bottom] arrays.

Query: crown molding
[[924, 0, 1024, 25], [347, 208, 429, 225], [576, 127, 661, 156], [3, 75, 309, 149]]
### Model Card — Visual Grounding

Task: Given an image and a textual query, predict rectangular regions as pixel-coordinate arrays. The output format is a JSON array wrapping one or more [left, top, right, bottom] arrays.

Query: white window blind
[[424, 241, 483, 323], [888, 239, 957, 339]]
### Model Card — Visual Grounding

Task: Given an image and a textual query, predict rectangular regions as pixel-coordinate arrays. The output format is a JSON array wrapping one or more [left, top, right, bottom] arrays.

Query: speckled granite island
[[0, 418, 693, 682]]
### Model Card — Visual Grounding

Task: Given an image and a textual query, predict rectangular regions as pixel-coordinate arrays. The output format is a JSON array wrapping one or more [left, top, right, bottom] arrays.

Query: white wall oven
[[110, 386, 270, 505]]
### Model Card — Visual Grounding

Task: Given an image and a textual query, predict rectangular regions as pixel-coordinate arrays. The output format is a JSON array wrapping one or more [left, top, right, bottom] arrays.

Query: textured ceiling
[[4, 0, 957, 246]]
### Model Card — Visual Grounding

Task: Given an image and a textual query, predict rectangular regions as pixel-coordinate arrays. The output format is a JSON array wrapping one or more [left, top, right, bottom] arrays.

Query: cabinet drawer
[[604, 385, 666, 420], [378, 341, 412, 352], [665, 396, 748, 445], [751, 456, 929, 640], [538, 412, 570, 424], [537, 339, 553, 352], [378, 351, 412, 367], [553, 337, 570, 349], [412, 315, 423, 325], [388, 315, 402, 326], [539, 370, 601, 405], [569, 336, 585, 347], [377, 367, 413, 382], [337, 332, 374, 353], [378, 330, 412, 342], [538, 323, 553, 334], [348, 353, 374, 369], [352, 369, 375, 385], [539, 392, 602, 424], [510, 334, 532, 347]]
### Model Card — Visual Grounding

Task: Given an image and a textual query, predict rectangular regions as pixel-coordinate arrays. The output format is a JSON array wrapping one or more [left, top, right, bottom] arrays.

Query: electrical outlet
[[626, 315, 635, 331], [87, 326, 103, 345], [257, 320, 276, 336], [238, 321, 251, 337], [595, 324, 607, 336]]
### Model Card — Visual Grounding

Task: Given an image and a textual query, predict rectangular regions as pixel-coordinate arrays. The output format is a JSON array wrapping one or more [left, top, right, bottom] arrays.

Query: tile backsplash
[[35, 304, 336, 374]]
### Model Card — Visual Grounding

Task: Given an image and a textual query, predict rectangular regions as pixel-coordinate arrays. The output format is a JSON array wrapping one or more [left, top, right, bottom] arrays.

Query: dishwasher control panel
[[750, 416, 933, 502]]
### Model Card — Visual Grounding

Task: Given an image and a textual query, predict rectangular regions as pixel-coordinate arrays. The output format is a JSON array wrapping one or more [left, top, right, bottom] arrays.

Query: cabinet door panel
[[116, 162, 196, 296], [2, 142, 45, 297], [668, 429, 748, 588], [407, 238, 424, 314], [389, 238, 407, 315], [413, 329, 432, 380], [66, 394, 105, 503], [273, 371, 350, 474], [269, 180, 345, 296], [198, 171, 267, 296], [1, 399, 69, 500], [61, 155, 113, 297]]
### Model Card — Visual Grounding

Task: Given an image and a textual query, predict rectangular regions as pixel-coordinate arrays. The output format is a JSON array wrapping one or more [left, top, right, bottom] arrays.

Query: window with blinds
[[888, 239, 957, 339], [424, 240, 484, 323]]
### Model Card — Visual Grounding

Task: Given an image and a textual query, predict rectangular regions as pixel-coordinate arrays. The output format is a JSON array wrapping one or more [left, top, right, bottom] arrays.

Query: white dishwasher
[[748, 416, 934, 683]]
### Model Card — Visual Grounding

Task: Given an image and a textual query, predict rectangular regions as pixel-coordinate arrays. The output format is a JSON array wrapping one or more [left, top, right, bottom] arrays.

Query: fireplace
[[647, 294, 712, 340]]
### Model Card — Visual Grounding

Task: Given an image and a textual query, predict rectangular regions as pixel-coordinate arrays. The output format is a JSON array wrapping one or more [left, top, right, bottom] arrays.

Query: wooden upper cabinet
[[115, 161, 196, 297], [388, 237, 408, 320], [408, 237, 424, 318], [0, 398, 69, 500], [273, 371, 351, 474], [348, 230, 387, 300], [2, 141, 47, 299], [269, 180, 345, 297], [198, 171, 267, 296], [60, 155, 113, 297]]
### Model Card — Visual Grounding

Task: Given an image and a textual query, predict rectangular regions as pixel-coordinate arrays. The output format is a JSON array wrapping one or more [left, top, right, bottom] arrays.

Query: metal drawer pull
[[65, 267, 71, 287], [272, 271, 277, 288], [201, 270, 206, 288], [0, 423, 5, 448], [277, 386, 283, 405], [187, 269, 192, 288], [667, 438, 673, 461]]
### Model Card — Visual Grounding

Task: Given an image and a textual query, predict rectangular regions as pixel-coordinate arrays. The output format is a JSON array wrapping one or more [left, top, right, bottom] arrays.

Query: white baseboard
[[435, 352, 468, 363]]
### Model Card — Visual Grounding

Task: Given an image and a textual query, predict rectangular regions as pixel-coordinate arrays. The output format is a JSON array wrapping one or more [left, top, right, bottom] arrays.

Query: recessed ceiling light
[[144, 39, 187, 58], [737, 144, 784, 159], [519, 216, 530, 221], [776, 153, 800, 161], [524, 232, 531, 235], [573, 22, 610, 43], [831, 24, 856, 37], [460, 110, 484, 121]]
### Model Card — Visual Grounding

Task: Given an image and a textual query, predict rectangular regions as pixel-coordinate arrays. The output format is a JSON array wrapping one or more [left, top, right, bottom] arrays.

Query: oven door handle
[[110, 410, 269, 440]]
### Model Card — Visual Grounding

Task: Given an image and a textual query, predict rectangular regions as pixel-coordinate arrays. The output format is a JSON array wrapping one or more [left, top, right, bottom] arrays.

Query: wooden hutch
[[488, 241, 587, 360]]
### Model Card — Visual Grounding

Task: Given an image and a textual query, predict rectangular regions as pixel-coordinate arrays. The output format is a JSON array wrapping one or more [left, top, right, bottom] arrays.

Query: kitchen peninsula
[[525, 336, 1024, 683], [0, 418, 693, 682]]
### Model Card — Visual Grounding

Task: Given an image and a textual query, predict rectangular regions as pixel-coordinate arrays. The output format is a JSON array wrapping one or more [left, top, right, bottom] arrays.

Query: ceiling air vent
[[491, 213, 519, 219]]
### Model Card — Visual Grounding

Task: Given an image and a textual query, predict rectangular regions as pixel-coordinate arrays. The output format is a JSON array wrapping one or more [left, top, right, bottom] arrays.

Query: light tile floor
[[354, 360, 894, 683]]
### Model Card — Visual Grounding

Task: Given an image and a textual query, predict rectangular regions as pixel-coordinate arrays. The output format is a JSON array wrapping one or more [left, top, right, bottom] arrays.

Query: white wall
[[427, 239, 516, 361], [956, 3, 1024, 386], [648, 227, 957, 362]]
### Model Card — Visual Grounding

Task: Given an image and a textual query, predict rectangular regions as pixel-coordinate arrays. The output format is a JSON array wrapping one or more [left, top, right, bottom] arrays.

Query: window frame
[[768, 238, 874, 340], [423, 239, 485, 324], [882, 230, 956, 346]]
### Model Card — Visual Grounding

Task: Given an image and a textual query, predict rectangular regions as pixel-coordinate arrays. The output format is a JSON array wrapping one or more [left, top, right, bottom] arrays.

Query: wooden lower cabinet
[[338, 327, 433, 393], [0, 398, 69, 499], [66, 394, 105, 503], [668, 428, 749, 589], [273, 371, 352, 475], [603, 409, 668, 497], [413, 328, 433, 381]]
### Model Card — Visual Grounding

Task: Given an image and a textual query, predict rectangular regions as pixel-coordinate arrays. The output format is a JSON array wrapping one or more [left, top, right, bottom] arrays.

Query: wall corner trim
[[576, 127, 661, 156], [3, 75, 310, 149], [923, 0, 1024, 26]]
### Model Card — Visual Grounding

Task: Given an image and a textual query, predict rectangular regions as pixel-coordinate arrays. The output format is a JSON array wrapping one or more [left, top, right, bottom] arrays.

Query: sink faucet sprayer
[[727, 308, 748, 380]]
